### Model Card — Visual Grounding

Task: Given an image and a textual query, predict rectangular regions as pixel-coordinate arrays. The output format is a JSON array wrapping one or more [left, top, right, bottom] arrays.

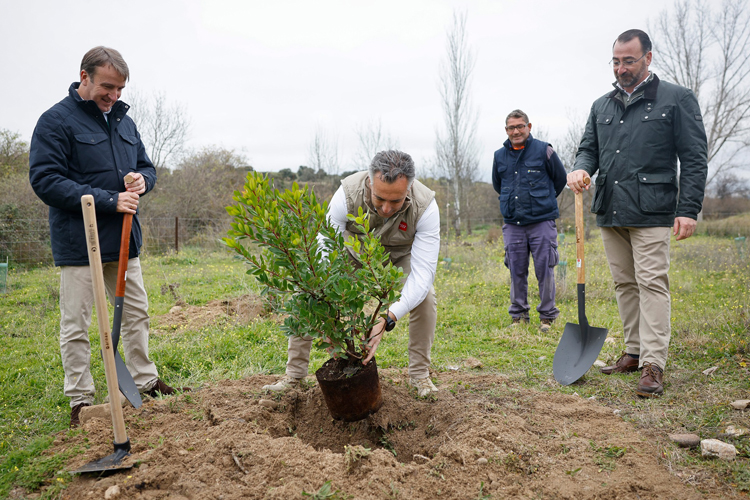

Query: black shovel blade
[[73, 440, 131, 474], [553, 322, 609, 386], [114, 350, 142, 409]]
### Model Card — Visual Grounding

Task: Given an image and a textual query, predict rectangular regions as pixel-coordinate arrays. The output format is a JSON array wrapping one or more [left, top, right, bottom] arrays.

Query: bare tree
[[650, 0, 750, 188], [308, 125, 340, 175], [353, 118, 399, 169], [126, 88, 191, 170], [434, 10, 480, 238]]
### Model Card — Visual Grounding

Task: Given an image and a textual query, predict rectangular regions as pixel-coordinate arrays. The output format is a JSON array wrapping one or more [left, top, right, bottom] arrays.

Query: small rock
[[730, 400, 750, 410], [725, 425, 747, 437], [538, 356, 547, 361], [413, 454, 430, 464], [701, 439, 737, 460], [669, 433, 700, 448], [587, 396, 597, 401], [104, 485, 121, 500], [613, 409, 621, 416], [258, 399, 279, 409], [572, 392, 579, 397], [593, 360, 606, 368], [476, 457, 488, 465], [702, 366, 719, 376], [79, 404, 111, 424], [447, 365, 460, 371], [464, 357, 483, 369], [178, 449, 189, 456], [169, 305, 183, 314]]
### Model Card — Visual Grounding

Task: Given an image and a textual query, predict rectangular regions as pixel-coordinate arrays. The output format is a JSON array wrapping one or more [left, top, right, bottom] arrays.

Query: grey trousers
[[600, 226, 671, 369], [59, 258, 159, 407], [285, 253, 437, 379], [502, 220, 560, 320]]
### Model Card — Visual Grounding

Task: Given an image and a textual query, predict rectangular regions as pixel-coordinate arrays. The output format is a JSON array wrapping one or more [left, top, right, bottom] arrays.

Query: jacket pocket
[[118, 129, 140, 167], [637, 172, 677, 214], [591, 174, 607, 215], [499, 186, 514, 220], [73, 133, 110, 173], [596, 114, 614, 125]]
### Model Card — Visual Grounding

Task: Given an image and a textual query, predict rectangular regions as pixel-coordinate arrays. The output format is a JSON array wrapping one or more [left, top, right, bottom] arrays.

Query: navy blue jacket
[[29, 82, 156, 266], [492, 134, 567, 226]]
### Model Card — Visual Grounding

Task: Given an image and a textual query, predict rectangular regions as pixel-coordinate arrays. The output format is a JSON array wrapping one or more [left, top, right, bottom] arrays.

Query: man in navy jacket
[[492, 110, 567, 331], [30, 46, 182, 427]]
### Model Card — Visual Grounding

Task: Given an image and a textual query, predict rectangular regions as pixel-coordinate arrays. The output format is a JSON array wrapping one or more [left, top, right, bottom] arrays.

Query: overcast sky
[[1, 0, 670, 181]]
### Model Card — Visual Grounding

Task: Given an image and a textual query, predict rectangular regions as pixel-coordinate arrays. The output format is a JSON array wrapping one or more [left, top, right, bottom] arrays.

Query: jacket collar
[[607, 74, 660, 103], [68, 81, 130, 127]]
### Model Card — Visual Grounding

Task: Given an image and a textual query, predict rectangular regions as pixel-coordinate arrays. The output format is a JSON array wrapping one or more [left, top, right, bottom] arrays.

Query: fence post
[[175, 216, 179, 254]]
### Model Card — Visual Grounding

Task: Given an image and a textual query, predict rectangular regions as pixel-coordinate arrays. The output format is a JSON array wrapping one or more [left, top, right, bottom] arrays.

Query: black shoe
[[143, 379, 191, 398], [70, 402, 91, 428]]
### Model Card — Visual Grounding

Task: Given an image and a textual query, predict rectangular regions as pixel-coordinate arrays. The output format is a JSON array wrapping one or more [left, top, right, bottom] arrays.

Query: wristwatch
[[384, 315, 396, 332]]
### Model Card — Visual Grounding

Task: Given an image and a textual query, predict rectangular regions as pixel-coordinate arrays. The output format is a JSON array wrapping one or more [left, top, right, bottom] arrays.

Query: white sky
[[0, 0, 669, 180]]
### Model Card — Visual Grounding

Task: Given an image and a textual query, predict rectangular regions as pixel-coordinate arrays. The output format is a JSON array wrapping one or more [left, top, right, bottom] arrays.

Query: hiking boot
[[539, 318, 554, 333], [409, 376, 438, 397], [510, 317, 529, 326], [600, 352, 640, 375], [636, 362, 664, 398], [142, 379, 191, 398], [262, 375, 301, 392], [70, 403, 91, 428]]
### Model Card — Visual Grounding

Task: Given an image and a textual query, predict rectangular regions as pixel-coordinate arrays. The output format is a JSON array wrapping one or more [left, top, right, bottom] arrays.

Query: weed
[[343, 445, 371, 472], [589, 441, 626, 472], [475, 481, 492, 499], [302, 480, 351, 499]]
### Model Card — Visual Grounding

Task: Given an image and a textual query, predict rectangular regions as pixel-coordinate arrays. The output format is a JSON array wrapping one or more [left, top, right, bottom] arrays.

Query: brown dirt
[[43, 371, 733, 500], [151, 295, 269, 334]]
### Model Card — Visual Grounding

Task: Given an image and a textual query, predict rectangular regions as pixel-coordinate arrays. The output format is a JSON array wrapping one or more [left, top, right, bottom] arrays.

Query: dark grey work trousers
[[502, 220, 560, 320]]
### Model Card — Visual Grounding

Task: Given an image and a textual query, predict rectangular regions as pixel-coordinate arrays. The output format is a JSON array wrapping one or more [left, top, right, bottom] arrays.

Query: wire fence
[[0, 217, 232, 266]]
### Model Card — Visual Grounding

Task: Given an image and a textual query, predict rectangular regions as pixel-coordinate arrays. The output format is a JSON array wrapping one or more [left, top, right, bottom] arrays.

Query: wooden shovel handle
[[81, 195, 128, 445], [116, 214, 133, 297], [575, 177, 591, 285]]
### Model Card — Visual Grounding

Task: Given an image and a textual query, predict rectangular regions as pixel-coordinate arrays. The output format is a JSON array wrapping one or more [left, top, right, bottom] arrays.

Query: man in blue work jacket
[[492, 110, 567, 332]]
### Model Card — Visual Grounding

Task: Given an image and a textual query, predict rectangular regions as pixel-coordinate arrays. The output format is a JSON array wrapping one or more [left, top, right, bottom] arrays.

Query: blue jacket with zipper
[[29, 82, 156, 266], [492, 134, 567, 226]]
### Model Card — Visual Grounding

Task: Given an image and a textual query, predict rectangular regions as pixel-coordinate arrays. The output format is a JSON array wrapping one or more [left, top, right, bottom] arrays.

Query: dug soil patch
[[151, 294, 269, 334], [49, 372, 727, 499]]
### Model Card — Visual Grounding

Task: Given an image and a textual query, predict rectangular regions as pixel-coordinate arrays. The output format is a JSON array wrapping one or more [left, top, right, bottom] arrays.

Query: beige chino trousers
[[285, 253, 438, 379], [60, 257, 159, 407], [600, 226, 671, 369]]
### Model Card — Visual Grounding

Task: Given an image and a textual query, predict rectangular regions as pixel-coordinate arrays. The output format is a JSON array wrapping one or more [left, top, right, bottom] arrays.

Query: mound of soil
[[44, 371, 722, 499], [152, 295, 268, 334]]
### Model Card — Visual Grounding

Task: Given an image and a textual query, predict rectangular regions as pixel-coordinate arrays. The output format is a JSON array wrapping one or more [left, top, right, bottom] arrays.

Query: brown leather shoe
[[636, 362, 664, 398], [143, 379, 191, 398], [70, 402, 91, 428], [600, 352, 640, 375]]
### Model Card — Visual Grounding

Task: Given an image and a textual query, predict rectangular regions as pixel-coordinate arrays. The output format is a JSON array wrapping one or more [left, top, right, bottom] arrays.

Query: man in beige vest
[[263, 150, 441, 397]]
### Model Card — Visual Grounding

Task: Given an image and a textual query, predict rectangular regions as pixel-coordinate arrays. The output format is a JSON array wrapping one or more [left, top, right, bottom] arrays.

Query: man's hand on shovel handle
[[567, 171, 591, 194], [124, 172, 146, 195]]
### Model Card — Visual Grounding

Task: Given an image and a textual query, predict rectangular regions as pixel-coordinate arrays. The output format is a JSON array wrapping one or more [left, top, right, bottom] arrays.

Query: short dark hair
[[614, 29, 652, 54], [506, 109, 529, 125], [80, 46, 130, 81], [368, 150, 416, 185]]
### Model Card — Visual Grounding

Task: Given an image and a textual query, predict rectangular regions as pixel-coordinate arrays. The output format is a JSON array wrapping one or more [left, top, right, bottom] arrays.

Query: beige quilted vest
[[341, 171, 435, 261]]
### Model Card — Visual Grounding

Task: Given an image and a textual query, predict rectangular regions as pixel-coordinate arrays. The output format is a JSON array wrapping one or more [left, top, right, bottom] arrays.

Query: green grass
[[1, 231, 749, 496]]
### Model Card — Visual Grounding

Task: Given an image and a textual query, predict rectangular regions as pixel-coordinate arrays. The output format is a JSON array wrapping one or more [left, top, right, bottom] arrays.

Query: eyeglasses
[[610, 52, 648, 68], [505, 124, 527, 132]]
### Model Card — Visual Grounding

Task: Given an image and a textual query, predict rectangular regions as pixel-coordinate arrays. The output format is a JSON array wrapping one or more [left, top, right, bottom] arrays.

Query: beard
[[616, 65, 648, 89]]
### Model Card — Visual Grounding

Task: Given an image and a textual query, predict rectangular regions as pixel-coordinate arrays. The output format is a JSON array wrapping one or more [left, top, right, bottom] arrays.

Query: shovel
[[109, 188, 143, 409], [74, 195, 132, 473], [553, 183, 608, 386]]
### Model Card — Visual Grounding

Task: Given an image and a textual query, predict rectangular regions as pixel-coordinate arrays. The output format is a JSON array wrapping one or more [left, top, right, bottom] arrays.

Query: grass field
[[0, 228, 748, 497]]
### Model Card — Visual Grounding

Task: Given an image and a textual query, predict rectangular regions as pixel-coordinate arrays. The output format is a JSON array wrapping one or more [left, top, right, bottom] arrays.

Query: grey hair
[[506, 109, 529, 125], [368, 150, 416, 185], [80, 46, 130, 81]]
